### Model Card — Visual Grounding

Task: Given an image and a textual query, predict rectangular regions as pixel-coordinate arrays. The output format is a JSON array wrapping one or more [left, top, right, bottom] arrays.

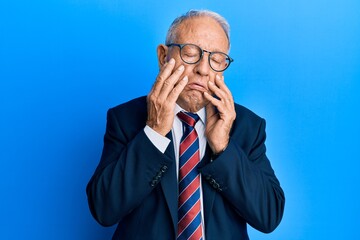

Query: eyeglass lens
[[180, 44, 229, 71]]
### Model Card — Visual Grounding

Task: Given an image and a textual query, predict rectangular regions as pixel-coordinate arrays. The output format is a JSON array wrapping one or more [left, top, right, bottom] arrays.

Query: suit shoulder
[[109, 96, 147, 115], [106, 96, 148, 129], [234, 103, 264, 123], [232, 103, 266, 138]]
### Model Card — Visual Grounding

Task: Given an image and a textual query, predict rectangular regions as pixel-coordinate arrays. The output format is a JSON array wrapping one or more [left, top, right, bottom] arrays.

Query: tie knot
[[177, 111, 199, 127]]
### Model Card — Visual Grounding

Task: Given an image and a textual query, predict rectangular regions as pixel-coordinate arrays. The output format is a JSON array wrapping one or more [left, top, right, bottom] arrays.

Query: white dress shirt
[[144, 104, 207, 238]]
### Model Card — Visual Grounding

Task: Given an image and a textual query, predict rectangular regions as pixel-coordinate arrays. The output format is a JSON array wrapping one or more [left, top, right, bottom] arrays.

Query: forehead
[[175, 16, 229, 52]]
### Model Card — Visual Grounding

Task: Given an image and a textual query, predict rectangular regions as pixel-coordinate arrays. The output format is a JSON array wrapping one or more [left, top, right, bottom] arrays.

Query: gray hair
[[165, 10, 231, 49]]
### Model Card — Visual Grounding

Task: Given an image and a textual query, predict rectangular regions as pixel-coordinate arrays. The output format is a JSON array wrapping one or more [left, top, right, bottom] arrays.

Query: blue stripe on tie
[[179, 138, 199, 163], [179, 151, 197, 171], [177, 211, 202, 240], [178, 188, 200, 220], [177, 111, 202, 240], [181, 125, 193, 140], [180, 130, 199, 156], [179, 169, 198, 193]]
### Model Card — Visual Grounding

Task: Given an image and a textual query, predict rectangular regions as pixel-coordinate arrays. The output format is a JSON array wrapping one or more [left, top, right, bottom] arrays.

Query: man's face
[[165, 16, 230, 112]]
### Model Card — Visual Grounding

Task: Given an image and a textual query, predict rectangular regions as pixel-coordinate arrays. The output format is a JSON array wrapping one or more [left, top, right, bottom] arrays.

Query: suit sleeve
[[199, 119, 285, 233], [86, 108, 173, 226]]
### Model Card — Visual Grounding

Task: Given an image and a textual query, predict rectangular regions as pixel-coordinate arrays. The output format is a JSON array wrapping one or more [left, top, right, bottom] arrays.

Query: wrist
[[146, 122, 168, 137], [211, 142, 228, 158]]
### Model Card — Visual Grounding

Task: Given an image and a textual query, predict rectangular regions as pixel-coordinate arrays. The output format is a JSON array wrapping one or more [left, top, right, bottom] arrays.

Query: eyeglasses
[[166, 43, 234, 72]]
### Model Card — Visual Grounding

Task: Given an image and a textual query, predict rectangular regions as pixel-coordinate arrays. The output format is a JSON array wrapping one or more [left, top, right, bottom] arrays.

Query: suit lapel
[[160, 131, 178, 236], [201, 144, 216, 226]]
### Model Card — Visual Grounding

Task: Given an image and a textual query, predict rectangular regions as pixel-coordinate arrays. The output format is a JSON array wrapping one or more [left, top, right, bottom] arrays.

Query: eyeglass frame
[[166, 43, 234, 72]]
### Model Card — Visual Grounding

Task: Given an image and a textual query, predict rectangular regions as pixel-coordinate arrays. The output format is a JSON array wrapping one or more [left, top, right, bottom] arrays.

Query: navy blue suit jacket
[[86, 96, 285, 240]]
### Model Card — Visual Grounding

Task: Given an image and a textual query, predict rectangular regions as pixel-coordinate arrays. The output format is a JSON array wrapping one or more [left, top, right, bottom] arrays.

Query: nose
[[193, 52, 210, 76]]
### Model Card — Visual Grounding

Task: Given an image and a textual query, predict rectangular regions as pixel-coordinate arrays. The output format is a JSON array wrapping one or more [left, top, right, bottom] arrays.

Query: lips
[[186, 82, 208, 92]]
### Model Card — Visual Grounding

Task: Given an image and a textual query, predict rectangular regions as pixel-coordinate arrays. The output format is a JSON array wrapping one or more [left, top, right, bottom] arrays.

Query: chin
[[177, 91, 208, 112]]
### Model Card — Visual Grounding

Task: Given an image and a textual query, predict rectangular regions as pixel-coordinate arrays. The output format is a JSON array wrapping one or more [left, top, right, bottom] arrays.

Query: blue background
[[1, 0, 359, 239]]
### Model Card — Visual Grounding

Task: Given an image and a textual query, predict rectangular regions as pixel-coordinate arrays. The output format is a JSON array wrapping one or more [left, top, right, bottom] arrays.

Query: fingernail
[[178, 65, 184, 71], [169, 58, 175, 64], [208, 80, 213, 85], [183, 76, 188, 81], [216, 75, 221, 80]]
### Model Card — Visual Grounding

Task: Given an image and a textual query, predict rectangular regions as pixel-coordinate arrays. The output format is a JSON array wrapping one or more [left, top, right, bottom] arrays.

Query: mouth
[[186, 82, 208, 92]]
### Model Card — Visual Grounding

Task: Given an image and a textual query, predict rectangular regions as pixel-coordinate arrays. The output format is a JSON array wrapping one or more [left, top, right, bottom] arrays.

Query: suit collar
[[160, 131, 178, 238], [200, 144, 216, 225]]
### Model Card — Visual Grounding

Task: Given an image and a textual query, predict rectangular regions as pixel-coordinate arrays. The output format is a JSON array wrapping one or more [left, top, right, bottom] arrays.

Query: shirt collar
[[174, 104, 206, 125]]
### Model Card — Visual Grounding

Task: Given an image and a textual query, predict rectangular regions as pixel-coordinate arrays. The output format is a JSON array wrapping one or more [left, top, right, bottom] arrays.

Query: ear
[[157, 44, 169, 68]]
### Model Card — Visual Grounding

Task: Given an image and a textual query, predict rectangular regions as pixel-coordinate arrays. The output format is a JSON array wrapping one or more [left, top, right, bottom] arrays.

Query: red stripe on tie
[[178, 175, 200, 207], [178, 112, 196, 127], [179, 129, 197, 154], [179, 150, 199, 181], [177, 200, 201, 235], [188, 224, 203, 240], [177, 111, 202, 240]]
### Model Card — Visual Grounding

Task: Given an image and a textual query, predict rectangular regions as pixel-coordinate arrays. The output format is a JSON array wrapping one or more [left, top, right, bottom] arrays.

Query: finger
[[158, 64, 185, 99], [204, 92, 234, 121], [203, 91, 224, 111], [215, 75, 233, 100], [204, 87, 234, 114], [167, 76, 188, 103], [150, 58, 176, 97], [209, 76, 234, 107], [207, 80, 228, 102]]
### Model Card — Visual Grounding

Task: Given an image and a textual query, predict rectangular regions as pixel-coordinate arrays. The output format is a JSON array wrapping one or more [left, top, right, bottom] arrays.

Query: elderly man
[[87, 10, 285, 240]]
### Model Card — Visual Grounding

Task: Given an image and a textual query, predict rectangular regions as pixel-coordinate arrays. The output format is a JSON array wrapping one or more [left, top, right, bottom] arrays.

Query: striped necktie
[[177, 111, 203, 240]]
